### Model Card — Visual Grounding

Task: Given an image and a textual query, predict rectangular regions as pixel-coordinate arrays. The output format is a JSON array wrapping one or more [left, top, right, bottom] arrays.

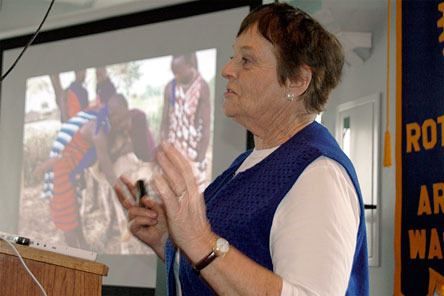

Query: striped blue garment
[[41, 110, 99, 200]]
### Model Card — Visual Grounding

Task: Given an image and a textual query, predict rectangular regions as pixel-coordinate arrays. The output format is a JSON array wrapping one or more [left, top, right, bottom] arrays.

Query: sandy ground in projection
[[18, 154, 154, 255]]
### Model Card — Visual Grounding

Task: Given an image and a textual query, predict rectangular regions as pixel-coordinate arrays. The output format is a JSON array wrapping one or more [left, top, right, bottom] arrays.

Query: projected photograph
[[18, 49, 216, 254]]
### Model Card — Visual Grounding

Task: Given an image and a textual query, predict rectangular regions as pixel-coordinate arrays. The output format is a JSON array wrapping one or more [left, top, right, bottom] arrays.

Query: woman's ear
[[287, 65, 312, 97]]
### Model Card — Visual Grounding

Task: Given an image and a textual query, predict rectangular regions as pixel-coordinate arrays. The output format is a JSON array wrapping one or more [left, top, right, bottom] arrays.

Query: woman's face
[[221, 26, 288, 132], [171, 56, 194, 85], [108, 98, 131, 134]]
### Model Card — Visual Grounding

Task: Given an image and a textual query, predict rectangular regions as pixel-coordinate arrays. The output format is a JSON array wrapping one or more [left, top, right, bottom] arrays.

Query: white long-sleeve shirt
[[175, 147, 360, 296]]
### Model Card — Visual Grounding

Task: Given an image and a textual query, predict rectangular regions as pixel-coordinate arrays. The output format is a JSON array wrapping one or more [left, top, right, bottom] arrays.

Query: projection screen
[[0, 1, 255, 287]]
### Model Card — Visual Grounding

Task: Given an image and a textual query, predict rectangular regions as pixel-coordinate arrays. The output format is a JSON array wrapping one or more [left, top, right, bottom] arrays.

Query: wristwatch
[[192, 237, 230, 274]]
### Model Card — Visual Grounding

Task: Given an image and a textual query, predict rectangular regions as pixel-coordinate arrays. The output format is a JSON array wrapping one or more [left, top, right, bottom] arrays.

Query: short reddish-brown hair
[[238, 3, 344, 113]]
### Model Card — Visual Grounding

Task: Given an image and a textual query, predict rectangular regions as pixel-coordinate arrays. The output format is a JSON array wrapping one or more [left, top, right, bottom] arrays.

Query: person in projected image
[[95, 66, 156, 162], [160, 52, 211, 191], [36, 94, 131, 249], [95, 67, 117, 106], [115, 3, 369, 295], [50, 69, 89, 122]]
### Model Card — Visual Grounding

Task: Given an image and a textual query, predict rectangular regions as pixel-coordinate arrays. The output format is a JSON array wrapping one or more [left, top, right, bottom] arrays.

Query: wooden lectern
[[0, 240, 108, 295]]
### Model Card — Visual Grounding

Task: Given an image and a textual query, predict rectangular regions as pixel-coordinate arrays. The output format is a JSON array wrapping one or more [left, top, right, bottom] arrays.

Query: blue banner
[[396, 0, 444, 295]]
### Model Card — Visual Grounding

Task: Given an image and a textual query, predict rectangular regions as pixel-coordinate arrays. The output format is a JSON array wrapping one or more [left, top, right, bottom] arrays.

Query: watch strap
[[192, 250, 217, 274]]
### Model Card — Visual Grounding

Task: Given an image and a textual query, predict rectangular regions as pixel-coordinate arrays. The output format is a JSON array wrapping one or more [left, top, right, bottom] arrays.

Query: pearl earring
[[286, 92, 295, 102]]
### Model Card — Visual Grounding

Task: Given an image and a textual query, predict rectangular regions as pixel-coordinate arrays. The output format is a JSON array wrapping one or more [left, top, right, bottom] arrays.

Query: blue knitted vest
[[165, 122, 369, 295]]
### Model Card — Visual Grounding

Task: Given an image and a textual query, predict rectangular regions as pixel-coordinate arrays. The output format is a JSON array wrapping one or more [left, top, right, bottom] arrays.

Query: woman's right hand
[[114, 176, 169, 261]]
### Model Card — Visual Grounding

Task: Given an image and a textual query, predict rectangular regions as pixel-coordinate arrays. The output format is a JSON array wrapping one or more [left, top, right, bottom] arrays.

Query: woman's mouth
[[224, 87, 237, 97]]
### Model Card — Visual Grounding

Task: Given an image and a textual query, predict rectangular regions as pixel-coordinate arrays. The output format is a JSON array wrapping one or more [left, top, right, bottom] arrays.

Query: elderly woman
[[115, 3, 369, 296]]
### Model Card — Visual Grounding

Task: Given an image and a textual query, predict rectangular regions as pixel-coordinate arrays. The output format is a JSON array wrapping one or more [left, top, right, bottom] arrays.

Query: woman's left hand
[[154, 143, 283, 296], [153, 143, 214, 259]]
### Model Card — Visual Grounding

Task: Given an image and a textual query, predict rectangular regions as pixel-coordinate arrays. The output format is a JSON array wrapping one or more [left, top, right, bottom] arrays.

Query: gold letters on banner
[[438, 2, 444, 55], [405, 115, 444, 153]]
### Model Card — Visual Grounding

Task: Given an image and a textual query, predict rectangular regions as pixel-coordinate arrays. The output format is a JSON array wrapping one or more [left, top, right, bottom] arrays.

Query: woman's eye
[[242, 57, 251, 65]]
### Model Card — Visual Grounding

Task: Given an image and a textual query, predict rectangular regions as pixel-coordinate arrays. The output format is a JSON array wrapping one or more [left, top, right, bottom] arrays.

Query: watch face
[[216, 238, 230, 255]]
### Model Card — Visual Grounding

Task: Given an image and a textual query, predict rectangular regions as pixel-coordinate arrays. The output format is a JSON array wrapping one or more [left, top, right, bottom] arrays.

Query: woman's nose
[[221, 59, 236, 80]]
